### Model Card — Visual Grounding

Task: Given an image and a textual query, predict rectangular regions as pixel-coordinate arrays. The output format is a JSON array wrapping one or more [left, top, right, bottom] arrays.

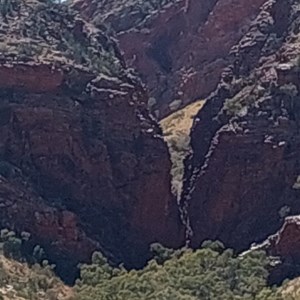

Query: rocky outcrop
[[74, 0, 267, 117], [183, 0, 300, 253], [0, 0, 184, 280], [245, 216, 300, 283], [267, 216, 300, 263]]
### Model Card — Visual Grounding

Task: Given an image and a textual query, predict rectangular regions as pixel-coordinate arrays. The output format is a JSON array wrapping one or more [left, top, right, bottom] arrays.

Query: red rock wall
[[75, 0, 300, 259], [74, 0, 267, 116], [114, 0, 266, 116], [0, 69, 184, 269], [4, 0, 300, 284], [185, 0, 300, 252], [0, 0, 186, 277]]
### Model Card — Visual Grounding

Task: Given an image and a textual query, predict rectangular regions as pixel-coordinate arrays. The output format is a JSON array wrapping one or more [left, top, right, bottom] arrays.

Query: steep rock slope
[[183, 0, 300, 255], [75, 0, 300, 265], [258, 215, 300, 283], [74, 0, 267, 117], [0, 0, 183, 279]]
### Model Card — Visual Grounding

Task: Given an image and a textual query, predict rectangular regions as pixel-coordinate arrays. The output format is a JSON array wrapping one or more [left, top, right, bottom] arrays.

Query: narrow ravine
[[160, 100, 206, 243]]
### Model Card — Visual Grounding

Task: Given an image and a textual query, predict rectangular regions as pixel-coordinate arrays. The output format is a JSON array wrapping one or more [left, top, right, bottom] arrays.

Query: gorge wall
[[1, 0, 300, 286], [73, 0, 300, 282], [183, 0, 300, 267], [74, 0, 267, 117], [0, 0, 184, 281]]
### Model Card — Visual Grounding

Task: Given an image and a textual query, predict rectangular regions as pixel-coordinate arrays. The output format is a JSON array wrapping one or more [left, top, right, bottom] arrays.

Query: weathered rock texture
[[0, 0, 184, 280], [73, 0, 300, 268], [267, 216, 300, 263], [247, 215, 300, 283], [74, 0, 268, 117], [183, 0, 300, 255], [4, 0, 300, 286]]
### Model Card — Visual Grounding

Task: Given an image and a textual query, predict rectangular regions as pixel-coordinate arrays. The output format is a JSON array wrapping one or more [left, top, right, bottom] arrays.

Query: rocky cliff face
[[74, 0, 267, 117], [77, 0, 300, 269], [259, 215, 300, 283], [0, 0, 184, 280], [183, 0, 300, 256], [3, 0, 300, 287]]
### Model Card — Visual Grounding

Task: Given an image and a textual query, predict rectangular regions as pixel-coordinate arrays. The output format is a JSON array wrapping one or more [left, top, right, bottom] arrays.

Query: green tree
[[75, 243, 284, 300]]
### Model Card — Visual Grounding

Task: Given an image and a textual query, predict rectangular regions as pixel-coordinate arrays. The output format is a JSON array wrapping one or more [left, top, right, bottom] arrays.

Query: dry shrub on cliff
[[160, 100, 206, 200], [0, 255, 73, 300], [0, 229, 73, 299]]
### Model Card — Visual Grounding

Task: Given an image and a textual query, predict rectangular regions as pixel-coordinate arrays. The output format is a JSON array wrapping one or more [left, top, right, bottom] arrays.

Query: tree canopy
[[75, 241, 284, 300]]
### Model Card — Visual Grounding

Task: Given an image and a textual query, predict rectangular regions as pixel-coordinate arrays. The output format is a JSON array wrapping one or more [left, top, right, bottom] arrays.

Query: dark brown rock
[[183, 0, 300, 253], [266, 216, 300, 261], [247, 215, 300, 283], [3, 0, 300, 284], [75, 0, 268, 117], [0, 0, 184, 278]]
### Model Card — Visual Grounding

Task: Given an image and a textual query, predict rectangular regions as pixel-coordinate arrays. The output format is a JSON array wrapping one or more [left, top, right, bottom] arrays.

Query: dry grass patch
[[160, 100, 206, 200]]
